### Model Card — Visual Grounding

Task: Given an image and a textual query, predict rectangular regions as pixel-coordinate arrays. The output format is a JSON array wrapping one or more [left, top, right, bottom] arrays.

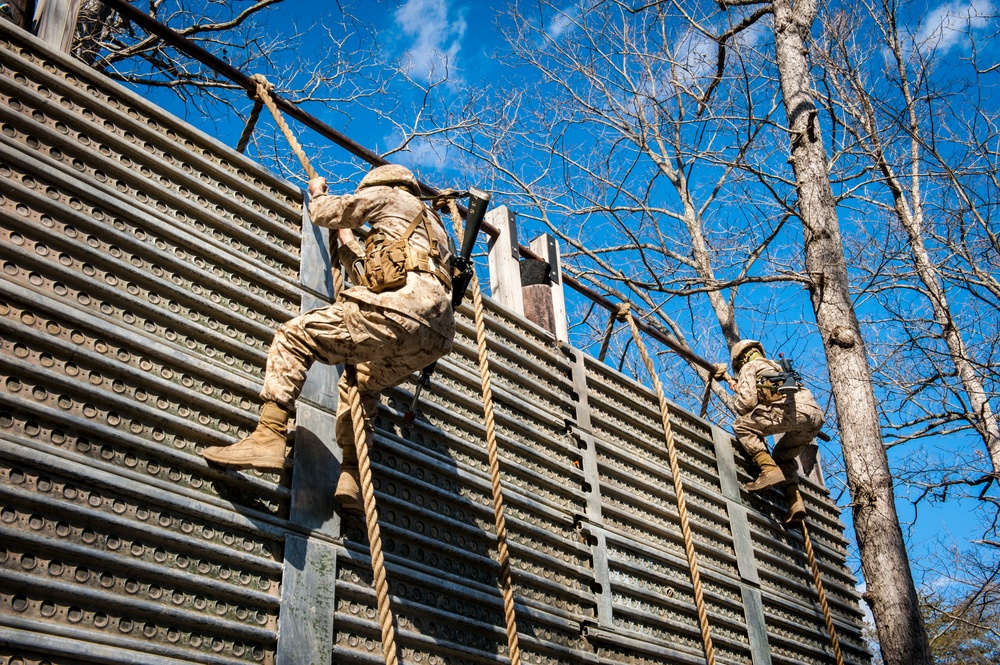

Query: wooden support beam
[[527, 233, 568, 342], [32, 0, 82, 53], [279, 191, 339, 665], [486, 206, 524, 314]]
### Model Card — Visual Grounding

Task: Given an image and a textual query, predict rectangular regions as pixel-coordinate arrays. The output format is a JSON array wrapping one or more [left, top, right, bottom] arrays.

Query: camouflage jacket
[[308, 184, 454, 337], [733, 357, 820, 417]]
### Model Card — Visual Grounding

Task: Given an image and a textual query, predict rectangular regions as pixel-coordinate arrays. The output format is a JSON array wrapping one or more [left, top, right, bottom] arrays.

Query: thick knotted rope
[[347, 366, 400, 665], [445, 199, 522, 665], [801, 521, 845, 665], [235, 100, 264, 154], [597, 310, 616, 362], [251, 73, 396, 665], [616, 303, 717, 665], [251, 72, 345, 296], [700, 363, 730, 418], [249, 74, 318, 180]]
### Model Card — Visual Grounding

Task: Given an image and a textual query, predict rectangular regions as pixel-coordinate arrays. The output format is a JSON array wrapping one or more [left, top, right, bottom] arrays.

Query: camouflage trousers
[[733, 396, 823, 462], [260, 299, 452, 456]]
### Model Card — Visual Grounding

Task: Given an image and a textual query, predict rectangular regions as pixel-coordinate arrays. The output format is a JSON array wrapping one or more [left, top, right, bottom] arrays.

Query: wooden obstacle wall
[[0, 21, 869, 665]]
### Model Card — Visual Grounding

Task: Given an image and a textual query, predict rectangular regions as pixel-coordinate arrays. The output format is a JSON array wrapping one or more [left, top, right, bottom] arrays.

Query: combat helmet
[[357, 164, 420, 193], [731, 339, 765, 373]]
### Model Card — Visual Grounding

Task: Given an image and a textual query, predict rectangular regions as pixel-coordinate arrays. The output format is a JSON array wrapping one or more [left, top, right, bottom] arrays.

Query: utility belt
[[756, 380, 785, 407], [362, 209, 451, 293]]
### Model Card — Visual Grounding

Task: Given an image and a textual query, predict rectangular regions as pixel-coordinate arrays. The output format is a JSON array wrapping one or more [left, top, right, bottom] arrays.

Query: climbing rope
[[248, 74, 346, 295], [800, 521, 845, 665], [444, 199, 523, 665], [617, 303, 717, 665], [700, 364, 729, 418], [249, 74, 318, 179], [250, 73, 398, 665], [347, 366, 400, 665], [235, 99, 264, 154], [597, 310, 616, 362]]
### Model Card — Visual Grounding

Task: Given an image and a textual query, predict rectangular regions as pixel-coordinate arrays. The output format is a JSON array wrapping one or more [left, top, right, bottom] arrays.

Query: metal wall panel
[[329, 304, 595, 664], [579, 356, 753, 665], [0, 20, 870, 665], [575, 354, 869, 665], [0, 20, 300, 665]]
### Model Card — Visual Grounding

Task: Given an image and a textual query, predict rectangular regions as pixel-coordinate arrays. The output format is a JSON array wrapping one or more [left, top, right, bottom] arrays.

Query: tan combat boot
[[783, 484, 806, 524], [335, 465, 364, 515], [203, 402, 290, 470], [743, 451, 787, 492]]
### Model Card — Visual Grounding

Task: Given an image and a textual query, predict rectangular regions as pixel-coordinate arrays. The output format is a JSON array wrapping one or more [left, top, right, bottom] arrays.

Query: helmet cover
[[731, 339, 765, 372], [357, 164, 420, 193]]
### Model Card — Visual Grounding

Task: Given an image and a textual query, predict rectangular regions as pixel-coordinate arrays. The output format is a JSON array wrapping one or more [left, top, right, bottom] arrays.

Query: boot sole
[[742, 478, 787, 493], [335, 495, 364, 515], [203, 455, 291, 471]]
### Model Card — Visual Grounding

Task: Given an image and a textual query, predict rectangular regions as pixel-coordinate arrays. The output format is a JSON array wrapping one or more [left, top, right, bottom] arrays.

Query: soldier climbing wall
[[0, 18, 872, 665]]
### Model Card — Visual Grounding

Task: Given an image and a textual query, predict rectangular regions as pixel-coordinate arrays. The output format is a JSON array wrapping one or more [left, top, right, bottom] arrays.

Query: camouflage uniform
[[732, 356, 824, 464], [261, 181, 455, 461]]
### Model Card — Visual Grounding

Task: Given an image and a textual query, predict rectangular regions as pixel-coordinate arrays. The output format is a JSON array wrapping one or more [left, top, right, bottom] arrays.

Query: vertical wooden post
[[485, 212, 569, 344], [293, 192, 341, 535], [486, 206, 524, 313], [800, 443, 826, 487], [277, 192, 339, 665], [32, 0, 83, 53], [527, 233, 568, 342], [712, 425, 773, 665]]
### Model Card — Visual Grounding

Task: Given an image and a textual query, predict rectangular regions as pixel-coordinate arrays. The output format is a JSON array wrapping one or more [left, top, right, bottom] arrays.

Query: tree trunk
[[770, 1, 932, 663]]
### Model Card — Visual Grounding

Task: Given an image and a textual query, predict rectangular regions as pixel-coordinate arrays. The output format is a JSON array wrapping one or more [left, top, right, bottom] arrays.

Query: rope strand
[[250, 74, 318, 179], [252, 75, 397, 665], [236, 100, 263, 154], [618, 304, 717, 665], [348, 366, 400, 665], [446, 200, 522, 665], [801, 521, 845, 665]]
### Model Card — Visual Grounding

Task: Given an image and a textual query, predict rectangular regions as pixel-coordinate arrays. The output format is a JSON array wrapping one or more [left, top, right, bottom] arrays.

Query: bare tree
[[763, 0, 931, 659], [82, 1, 285, 90], [816, 0, 1000, 481], [463, 4, 934, 657], [71, 1, 475, 186], [920, 542, 1000, 663], [653, 0, 939, 660], [439, 0, 826, 416]]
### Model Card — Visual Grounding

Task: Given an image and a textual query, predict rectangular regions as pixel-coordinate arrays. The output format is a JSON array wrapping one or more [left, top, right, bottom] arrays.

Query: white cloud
[[915, 0, 994, 56], [546, 5, 579, 40], [671, 18, 767, 90], [543, 1, 605, 41], [379, 129, 457, 174], [394, 0, 467, 79], [674, 30, 718, 82]]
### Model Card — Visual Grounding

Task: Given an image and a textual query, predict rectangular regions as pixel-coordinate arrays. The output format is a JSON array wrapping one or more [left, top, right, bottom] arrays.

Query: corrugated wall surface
[[0, 21, 870, 665], [0, 17, 301, 665]]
